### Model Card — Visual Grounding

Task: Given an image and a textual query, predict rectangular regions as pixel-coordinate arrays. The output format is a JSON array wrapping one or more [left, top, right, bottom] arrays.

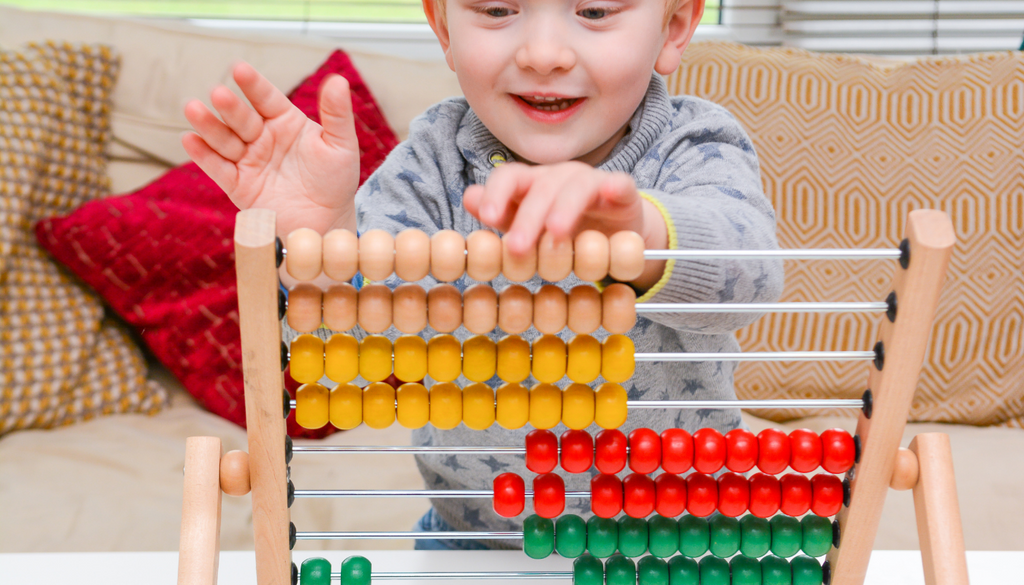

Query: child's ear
[[654, 0, 705, 75], [423, 0, 456, 71]]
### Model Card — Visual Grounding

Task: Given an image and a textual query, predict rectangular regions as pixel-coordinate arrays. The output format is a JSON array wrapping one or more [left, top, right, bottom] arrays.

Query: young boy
[[183, 0, 783, 550]]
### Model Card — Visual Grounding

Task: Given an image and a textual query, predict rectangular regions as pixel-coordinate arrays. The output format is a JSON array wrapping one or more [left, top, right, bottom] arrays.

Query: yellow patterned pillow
[[669, 42, 1023, 427], [0, 42, 167, 434]]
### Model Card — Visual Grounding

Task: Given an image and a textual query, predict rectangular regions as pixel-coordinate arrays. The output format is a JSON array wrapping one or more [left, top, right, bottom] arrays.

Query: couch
[[0, 5, 1021, 556]]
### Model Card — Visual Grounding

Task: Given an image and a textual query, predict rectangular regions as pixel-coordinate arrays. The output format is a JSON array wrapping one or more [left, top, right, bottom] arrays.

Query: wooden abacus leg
[[910, 433, 970, 585], [178, 436, 223, 585]]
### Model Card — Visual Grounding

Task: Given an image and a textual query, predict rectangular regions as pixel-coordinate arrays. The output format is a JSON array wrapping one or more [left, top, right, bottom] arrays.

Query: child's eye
[[479, 5, 513, 17], [578, 7, 610, 19]]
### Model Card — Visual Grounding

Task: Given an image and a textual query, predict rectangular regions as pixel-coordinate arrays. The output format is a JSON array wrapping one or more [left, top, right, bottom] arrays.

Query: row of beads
[[295, 380, 629, 431], [288, 282, 637, 336], [290, 333, 636, 386], [522, 513, 834, 560], [285, 228, 647, 284], [525, 428, 856, 477], [571, 553, 824, 585], [299, 556, 369, 585]]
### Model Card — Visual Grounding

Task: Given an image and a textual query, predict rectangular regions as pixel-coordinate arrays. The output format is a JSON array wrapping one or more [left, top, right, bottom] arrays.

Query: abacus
[[178, 208, 968, 585]]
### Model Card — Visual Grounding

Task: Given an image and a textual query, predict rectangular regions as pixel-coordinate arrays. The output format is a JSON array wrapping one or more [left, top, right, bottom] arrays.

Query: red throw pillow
[[35, 50, 399, 438]]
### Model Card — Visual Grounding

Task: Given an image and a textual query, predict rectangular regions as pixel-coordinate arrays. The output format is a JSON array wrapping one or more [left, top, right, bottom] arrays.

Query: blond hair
[[431, 0, 687, 32]]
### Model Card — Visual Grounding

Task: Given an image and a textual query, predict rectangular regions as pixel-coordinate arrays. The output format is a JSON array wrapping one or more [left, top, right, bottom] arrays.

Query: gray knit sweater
[[352, 75, 784, 545]]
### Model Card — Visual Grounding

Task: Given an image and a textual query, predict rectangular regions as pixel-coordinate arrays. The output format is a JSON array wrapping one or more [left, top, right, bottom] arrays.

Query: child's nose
[[515, 33, 577, 75]]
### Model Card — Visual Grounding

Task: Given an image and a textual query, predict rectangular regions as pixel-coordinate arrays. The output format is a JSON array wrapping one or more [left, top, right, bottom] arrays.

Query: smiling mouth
[[516, 95, 581, 112]]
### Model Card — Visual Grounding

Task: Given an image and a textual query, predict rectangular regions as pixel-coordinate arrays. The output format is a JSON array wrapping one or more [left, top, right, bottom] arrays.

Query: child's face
[[433, 0, 693, 166]]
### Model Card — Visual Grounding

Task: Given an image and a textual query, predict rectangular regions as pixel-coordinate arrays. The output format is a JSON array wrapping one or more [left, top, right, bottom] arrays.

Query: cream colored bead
[[286, 228, 322, 281], [322, 229, 358, 281], [573, 230, 610, 282], [609, 231, 646, 282], [466, 230, 502, 281], [502, 234, 537, 283], [536, 231, 574, 282], [430, 230, 466, 282], [358, 229, 395, 281], [394, 229, 431, 281]]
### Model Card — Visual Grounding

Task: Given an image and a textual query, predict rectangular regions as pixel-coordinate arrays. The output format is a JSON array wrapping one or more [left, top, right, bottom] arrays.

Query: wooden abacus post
[[910, 433, 969, 585], [178, 436, 223, 585]]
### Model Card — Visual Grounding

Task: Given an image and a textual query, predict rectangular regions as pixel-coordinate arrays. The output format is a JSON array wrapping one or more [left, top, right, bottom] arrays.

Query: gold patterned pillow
[[0, 42, 167, 434], [669, 42, 1023, 427]]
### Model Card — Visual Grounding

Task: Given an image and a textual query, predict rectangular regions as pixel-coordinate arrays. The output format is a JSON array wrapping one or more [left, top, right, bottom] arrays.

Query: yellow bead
[[427, 334, 462, 383], [601, 334, 636, 383], [295, 382, 329, 429], [359, 335, 393, 383], [531, 334, 566, 384], [290, 334, 324, 384], [430, 382, 463, 430], [394, 335, 427, 383], [325, 334, 359, 383], [497, 335, 531, 383], [362, 382, 396, 429], [396, 382, 429, 429], [529, 383, 562, 430], [567, 335, 602, 383], [562, 383, 595, 430], [463, 383, 496, 430], [594, 382, 628, 429], [329, 383, 362, 430], [495, 382, 530, 429], [462, 335, 497, 383]]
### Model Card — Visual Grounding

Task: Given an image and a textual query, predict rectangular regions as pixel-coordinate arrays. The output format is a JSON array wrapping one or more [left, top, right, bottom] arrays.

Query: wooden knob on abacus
[[220, 450, 250, 496], [395, 229, 431, 282], [393, 283, 428, 333], [359, 229, 395, 282], [890, 447, 920, 491], [601, 283, 637, 334], [286, 283, 323, 333], [463, 284, 498, 334], [498, 285, 533, 334], [537, 232, 574, 282], [466, 230, 502, 281], [323, 229, 359, 282], [428, 284, 463, 333], [533, 284, 567, 334], [609, 231, 646, 282], [502, 235, 537, 283], [323, 283, 357, 332], [286, 228, 323, 281], [431, 230, 466, 282], [573, 230, 610, 282], [358, 284, 393, 334], [568, 285, 602, 334]]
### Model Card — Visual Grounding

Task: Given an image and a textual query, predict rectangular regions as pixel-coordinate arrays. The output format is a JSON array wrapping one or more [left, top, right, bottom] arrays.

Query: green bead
[[667, 556, 699, 585], [573, 554, 605, 585], [770, 515, 803, 558], [708, 515, 741, 558], [647, 515, 679, 558], [761, 555, 793, 585], [677, 516, 709, 557], [698, 556, 730, 585], [524, 514, 555, 559], [791, 555, 823, 585], [730, 555, 762, 585], [340, 556, 371, 585], [637, 556, 669, 585], [740, 515, 772, 558], [587, 516, 619, 558], [605, 554, 637, 585], [300, 557, 332, 585], [556, 515, 588, 558], [801, 515, 833, 557], [617, 516, 649, 558]]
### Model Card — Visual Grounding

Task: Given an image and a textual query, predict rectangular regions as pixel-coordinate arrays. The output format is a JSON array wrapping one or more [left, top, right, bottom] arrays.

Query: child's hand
[[182, 62, 360, 235]]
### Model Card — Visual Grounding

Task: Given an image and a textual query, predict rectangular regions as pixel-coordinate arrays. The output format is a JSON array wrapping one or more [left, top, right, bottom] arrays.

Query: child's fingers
[[211, 85, 264, 143], [478, 163, 533, 230], [232, 61, 293, 120], [181, 132, 239, 194], [598, 172, 639, 208], [463, 184, 485, 220], [504, 181, 561, 255], [318, 75, 358, 152], [183, 99, 247, 162], [544, 173, 603, 239]]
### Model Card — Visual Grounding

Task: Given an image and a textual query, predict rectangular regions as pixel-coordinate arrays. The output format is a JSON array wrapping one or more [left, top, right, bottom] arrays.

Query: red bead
[[810, 473, 844, 516], [493, 473, 525, 518], [660, 429, 693, 474], [748, 473, 781, 518], [628, 428, 661, 474], [623, 473, 657, 518], [686, 473, 718, 517], [821, 428, 856, 474], [725, 429, 758, 473], [532, 473, 566, 518], [595, 429, 628, 475], [780, 473, 812, 517], [560, 430, 595, 474], [591, 473, 624, 518], [757, 429, 791, 474], [525, 429, 558, 474], [789, 429, 823, 473], [717, 472, 750, 518], [692, 428, 727, 474], [654, 473, 687, 517]]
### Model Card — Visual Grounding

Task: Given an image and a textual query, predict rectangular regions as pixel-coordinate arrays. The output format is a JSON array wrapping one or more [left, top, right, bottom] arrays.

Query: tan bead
[[466, 230, 503, 281], [890, 447, 920, 491], [286, 282, 323, 333], [322, 229, 358, 282], [285, 228, 323, 281], [392, 283, 427, 333], [359, 229, 395, 282], [601, 283, 637, 334], [358, 284, 393, 334], [463, 284, 498, 334], [498, 285, 533, 334], [536, 231, 574, 282], [220, 450, 251, 496], [567, 285, 602, 334], [573, 230, 610, 282], [430, 230, 467, 282], [428, 284, 463, 333], [394, 229, 431, 282], [533, 284, 568, 334], [609, 231, 646, 282], [502, 234, 537, 283], [322, 283, 357, 331]]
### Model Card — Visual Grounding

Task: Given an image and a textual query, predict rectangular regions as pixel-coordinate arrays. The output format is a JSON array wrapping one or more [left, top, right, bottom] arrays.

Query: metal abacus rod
[[293, 489, 590, 499], [295, 531, 523, 541], [642, 248, 901, 260], [371, 571, 572, 580], [635, 301, 888, 313]]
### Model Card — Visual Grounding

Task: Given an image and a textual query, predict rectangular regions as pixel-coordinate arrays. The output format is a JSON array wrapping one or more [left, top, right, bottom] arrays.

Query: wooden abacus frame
[[178, 208, 968, 585]]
